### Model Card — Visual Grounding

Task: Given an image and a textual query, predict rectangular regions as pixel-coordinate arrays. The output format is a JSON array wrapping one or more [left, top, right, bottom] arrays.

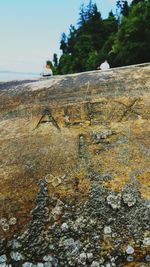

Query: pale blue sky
[[0, 0, 131, 73]]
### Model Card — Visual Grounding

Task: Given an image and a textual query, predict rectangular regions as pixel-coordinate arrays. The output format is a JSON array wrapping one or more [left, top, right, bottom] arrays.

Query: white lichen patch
[[9, 217, 17, 225], [107, 194, 121, 209], [10, 251, 23, 261], [104, 226, 112, 235], [126, 245, 134, 254], [143, 237, 150, 246], [0, 255, 7, 263]]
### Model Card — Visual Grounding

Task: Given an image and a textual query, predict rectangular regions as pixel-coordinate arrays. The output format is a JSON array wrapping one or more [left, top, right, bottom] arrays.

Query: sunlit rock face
[[0, 64, 150, 266]]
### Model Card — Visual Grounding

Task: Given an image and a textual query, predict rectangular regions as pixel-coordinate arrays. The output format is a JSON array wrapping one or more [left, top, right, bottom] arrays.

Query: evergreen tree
[[112, 0, 150, 66], [52, 0, 150, 74], [122, 1, 129, 16], [60, 33, 68, 54], [131, 0, 145, 5], [53, 53, 58, 68], [116, 0, 129, 19], [58, 1, 106, 73]]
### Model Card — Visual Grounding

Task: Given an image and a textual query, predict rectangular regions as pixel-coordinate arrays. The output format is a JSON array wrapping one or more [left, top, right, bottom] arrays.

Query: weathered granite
[[0, 63, 150, 266]]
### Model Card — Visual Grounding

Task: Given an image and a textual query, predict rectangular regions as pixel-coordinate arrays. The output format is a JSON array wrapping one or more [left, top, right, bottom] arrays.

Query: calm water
[[0, 71, 40, 82]]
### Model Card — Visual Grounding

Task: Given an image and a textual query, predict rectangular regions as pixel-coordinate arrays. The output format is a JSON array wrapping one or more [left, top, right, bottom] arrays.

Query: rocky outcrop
[[0, 63, 150, 266]]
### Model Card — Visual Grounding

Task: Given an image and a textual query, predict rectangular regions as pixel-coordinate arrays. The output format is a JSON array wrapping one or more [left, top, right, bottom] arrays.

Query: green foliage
[[53, 53, 58, 67], [57, 54, 73, 74], [60, 33, 68, 54], [50, 0, 150, 74], [116, 0, 129, 18], [112, 0, 150, 66], [55, 1, 118, 74]]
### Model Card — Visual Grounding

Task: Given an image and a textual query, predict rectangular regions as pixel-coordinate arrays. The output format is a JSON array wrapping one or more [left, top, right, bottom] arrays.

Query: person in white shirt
[[98, 60, 110, 70], [42, 63, 53, 77]]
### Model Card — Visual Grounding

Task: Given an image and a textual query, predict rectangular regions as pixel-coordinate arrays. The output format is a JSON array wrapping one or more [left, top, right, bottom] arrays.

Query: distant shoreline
[[0, 79, 40, 91], [0, 71, 40, 82]]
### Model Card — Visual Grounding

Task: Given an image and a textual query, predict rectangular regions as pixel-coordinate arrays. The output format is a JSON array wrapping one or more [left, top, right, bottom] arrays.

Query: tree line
[[48, 0, 150, 75]]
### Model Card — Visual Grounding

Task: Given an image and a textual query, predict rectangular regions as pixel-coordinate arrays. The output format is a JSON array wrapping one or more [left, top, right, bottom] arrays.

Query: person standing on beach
[[42, 63, 53, 77]]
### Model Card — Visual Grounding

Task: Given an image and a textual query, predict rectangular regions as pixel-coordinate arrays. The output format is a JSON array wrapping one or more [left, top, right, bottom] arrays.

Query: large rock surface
[[0, 64, 150, 266]]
